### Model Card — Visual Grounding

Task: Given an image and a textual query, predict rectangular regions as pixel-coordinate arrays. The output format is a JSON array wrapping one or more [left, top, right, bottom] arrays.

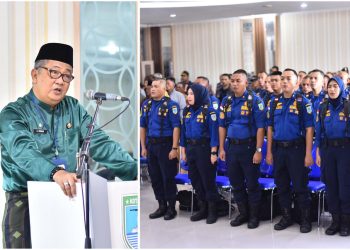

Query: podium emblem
[[122, 195, 138, 249]]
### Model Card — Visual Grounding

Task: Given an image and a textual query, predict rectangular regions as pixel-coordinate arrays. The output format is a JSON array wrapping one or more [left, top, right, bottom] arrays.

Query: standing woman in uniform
[[315, 76, 350, 236], [180, 84, 220, 224]]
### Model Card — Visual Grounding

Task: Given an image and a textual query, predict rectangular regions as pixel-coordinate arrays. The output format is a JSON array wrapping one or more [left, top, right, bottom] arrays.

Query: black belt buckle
[[281, 141, 290, 147]]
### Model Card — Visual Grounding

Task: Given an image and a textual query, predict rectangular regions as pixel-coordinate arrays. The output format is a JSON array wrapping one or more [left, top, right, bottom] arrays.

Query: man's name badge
[[33, 128, 48, 134]]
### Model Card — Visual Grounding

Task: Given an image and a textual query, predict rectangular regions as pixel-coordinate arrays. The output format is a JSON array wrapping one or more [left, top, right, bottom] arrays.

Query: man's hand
[[141, 147, 147, 158], [219, 150, 226, 161], [304, 152, 314, 167], [253, 151, 262, 164], [53, 170, 78, 198], [211, 155, 218, 165], [266, 151, 273, 165], [169, 149, 178, 160]]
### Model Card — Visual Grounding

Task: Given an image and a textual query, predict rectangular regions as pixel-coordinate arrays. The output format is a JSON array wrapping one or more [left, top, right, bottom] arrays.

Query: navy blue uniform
[[210, 95, 220, 114], [315, 97, 350, 215], [140, 97, 181, 202], [267, 92, 314, 210], [219, 91, 266, 205], [180, 105, 220, 202], [311, 91, 326, 120]]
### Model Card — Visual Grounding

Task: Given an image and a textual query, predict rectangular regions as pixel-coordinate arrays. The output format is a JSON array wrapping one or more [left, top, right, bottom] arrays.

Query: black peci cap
[[35, 43, 73, 67]]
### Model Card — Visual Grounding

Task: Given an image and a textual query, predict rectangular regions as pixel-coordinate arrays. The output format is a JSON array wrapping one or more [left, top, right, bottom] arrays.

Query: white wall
[[172, 18, 243, 87], [280, 8, 350, 73]]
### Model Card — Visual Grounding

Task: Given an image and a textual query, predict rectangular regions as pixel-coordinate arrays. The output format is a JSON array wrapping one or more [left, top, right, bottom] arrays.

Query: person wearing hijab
[[180, 84, 220, 224], [315, 76, 350, 236]]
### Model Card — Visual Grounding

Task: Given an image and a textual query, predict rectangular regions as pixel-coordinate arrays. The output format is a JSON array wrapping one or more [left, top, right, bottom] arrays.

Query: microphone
[[85, 90, 129, 101]]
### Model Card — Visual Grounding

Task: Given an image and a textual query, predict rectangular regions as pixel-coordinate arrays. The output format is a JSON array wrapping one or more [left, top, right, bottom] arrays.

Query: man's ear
[[31, 68, 37, 84]]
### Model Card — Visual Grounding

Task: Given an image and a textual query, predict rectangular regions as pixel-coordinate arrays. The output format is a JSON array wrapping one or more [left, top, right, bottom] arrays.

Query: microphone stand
[[76, 98, 102, 249]]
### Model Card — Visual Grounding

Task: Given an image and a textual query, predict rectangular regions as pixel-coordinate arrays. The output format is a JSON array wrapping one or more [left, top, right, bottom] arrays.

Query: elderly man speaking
[[0, 43, 137, 248]]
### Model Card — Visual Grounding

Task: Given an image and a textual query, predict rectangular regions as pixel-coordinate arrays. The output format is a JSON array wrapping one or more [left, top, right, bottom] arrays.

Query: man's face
[[281, 71, 297, 94], [301, 78, 312, 94], [31, 60, 72, 107], [258, 72, 267, 89], [151, 80, 165, 99], [270, 75, 281, 93], [231, 73, 247, 96], [196, 77, 209, 89], [176, 83, 185, 94], [309, 72, 324, 91], [265, 76, 273, 93], [181, 73, 188, 82], [339, 71, 349, 85], [221, 76, 230, 89], [166, 80, 175, 92], [298, 72, 306, 83]]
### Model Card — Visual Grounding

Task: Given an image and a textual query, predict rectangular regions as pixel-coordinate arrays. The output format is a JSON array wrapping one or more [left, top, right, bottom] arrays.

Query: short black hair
[[270, 71, 282, 76], [233, 69, 248, 78], [284, 68, 298, 78], [196, 76, 210, 84], [298, 70, 306, 75], [308, 69, 325, 77], [166, 77, 176, 83], [220, 73, 231, 78], [272, 66, 279, 70], [181, 70, 189, 76]]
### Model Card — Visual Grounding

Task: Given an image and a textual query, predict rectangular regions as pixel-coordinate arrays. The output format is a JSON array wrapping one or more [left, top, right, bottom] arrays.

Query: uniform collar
[[28, 89, 59, 112]]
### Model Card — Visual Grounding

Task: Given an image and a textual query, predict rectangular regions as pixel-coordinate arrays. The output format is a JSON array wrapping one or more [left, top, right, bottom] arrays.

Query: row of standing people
[[140, 68, 350, 237]]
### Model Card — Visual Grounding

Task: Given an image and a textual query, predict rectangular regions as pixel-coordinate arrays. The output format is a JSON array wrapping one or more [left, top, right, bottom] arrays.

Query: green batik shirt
[[0, 89, 137, 192]]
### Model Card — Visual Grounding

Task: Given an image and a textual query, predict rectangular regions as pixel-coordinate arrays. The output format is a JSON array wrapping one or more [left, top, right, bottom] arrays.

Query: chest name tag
[[34, 128, 48, 134]]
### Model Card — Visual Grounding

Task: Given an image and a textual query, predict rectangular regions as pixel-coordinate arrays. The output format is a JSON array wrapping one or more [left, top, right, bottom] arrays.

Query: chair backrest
[[217, 158, 228, 176], [180, 160, 189, 171]]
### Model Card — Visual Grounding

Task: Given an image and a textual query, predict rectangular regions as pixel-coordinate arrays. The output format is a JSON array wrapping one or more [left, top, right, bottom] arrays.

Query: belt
[[186, 138, 210, 146], [148, 136, 172, 144], [274, 138, 305, 148], [323, 138, 350, 147], [228, 137, 256, 145]]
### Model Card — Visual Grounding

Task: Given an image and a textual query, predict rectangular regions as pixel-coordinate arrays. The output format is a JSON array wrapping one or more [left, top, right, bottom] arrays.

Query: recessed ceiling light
[[263, 4, 272, 8], [170, 14, 176, 18], [300, 3, 308, 8]]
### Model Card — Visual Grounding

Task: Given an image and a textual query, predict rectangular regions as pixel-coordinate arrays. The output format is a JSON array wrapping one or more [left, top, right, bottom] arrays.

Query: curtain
[[280, 8, 350, 72], [172, 18, 242, 88]]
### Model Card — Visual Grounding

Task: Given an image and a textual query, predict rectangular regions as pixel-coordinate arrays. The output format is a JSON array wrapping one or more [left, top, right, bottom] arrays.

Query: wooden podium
[[28, 172, 138, 248]]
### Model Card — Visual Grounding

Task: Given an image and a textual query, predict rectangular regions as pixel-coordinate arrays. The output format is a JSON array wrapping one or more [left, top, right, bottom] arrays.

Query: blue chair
[[175, 161, 194, 214], [308, 145, 325, 227]]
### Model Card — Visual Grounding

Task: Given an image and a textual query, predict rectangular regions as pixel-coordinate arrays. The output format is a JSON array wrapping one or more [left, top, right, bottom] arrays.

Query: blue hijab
[[327, 76, 345, 107], [188, 84, 210, 111]]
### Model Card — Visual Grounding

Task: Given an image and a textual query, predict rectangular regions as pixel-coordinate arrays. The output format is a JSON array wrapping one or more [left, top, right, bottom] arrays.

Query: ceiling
[[141, 1, 350, 26]]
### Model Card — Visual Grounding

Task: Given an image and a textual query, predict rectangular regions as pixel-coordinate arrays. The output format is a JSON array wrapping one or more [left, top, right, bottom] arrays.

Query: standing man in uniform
[[140, 78, 181, 221], [219, 69, 266, 229], [266, 68, 314, 233], [0, 43, 137, 248], [309, 69, 326, 117]]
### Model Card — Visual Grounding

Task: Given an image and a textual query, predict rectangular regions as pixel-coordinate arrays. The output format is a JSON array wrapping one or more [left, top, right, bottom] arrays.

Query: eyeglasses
[[38, 66, 75, 83]]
